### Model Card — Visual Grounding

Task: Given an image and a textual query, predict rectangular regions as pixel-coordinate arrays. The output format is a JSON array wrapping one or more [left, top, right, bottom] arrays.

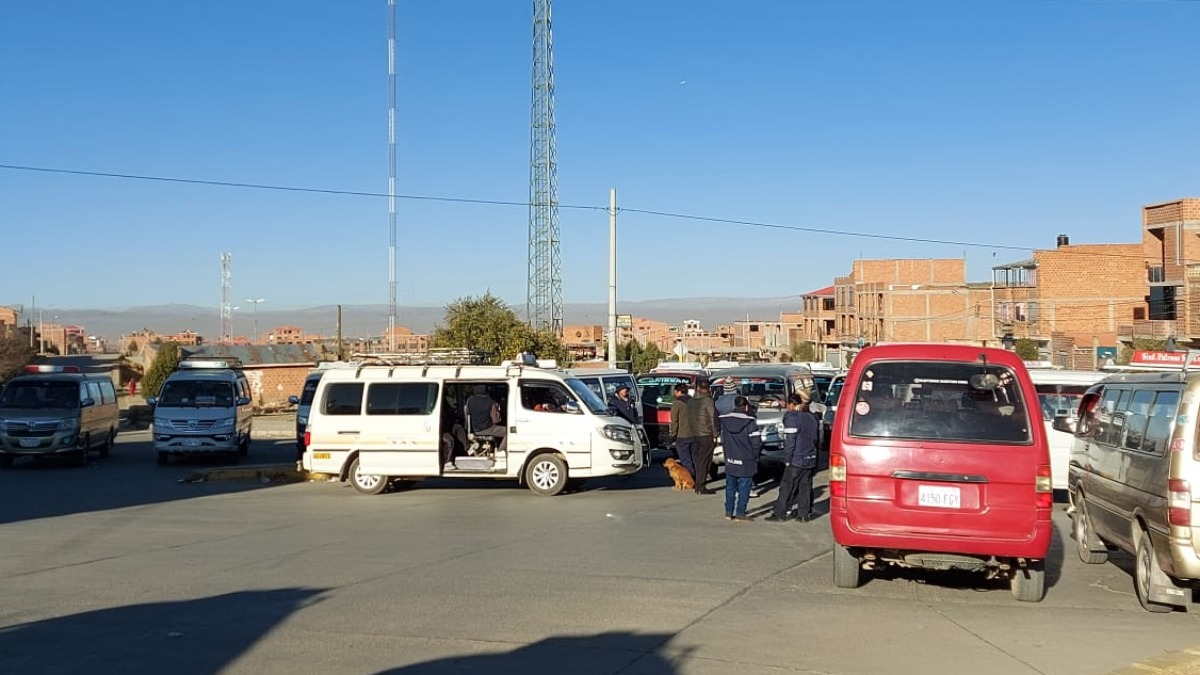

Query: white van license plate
[[182, 438, 202, 447], [918, 485, 961, 509]]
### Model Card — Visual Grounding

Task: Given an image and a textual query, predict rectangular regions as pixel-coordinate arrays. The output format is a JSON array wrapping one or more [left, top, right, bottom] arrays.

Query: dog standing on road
[[664, 458, 696, 491]]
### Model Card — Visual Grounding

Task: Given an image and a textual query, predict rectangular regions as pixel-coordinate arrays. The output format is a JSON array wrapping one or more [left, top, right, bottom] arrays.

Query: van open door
[[356, 381, 442, 477]]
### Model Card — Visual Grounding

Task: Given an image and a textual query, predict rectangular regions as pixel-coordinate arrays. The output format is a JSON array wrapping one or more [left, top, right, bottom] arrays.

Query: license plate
[[918, 485, 961, 509], [182, 438, 202, 447], [18, 438, 40, 448]]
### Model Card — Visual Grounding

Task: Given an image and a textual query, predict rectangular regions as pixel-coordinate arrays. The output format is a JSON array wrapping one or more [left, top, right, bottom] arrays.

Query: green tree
[[1014, 338, 1040, 362], [0, 333, 36, 382], [140, 341, 181, 399], [1118, 338, 1166, 365], [429, 293, 569, 365], [790, 341, 816, 362], [632, 343, 664, 374]]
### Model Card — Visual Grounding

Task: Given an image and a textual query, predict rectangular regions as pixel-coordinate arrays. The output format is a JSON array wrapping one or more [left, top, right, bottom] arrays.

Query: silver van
[[710, 364, 816, 475], [0, 364, 119, 467], [149, 359, 253, 465], [1068, 370, 1200, 611]]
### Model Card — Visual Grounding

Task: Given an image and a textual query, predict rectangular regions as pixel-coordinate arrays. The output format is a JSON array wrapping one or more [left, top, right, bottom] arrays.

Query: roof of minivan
[[711, 364, 813, 378], [854, 343, 1026, 366], [317, 364, 569, 382], [1097, 370, 1189, 385]]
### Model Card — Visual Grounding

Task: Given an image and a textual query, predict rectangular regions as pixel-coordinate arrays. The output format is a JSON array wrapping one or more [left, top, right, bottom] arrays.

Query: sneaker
[[724, 513, 734, 521], [733, 515, 753, 523], [443, 462, 455, 471]]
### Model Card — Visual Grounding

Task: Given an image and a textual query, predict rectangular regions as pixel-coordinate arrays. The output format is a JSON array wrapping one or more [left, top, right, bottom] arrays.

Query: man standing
[[608, 384, 638, 425], [720, 395, 762, 522], [669, 383, 697, 481], [766, 393, 819, 522], [687, 381, 717, 494]]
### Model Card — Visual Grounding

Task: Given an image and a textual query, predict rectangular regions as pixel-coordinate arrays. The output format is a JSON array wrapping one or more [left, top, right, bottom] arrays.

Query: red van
[[828, 344, 1053, 602]]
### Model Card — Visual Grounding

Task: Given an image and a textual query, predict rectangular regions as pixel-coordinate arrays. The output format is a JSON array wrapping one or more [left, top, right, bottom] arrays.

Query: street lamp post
[[246, 299, 265, 344]]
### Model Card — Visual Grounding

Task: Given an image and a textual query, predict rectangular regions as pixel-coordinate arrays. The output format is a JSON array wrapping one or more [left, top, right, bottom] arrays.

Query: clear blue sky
[[2, 0, 1198, 318]]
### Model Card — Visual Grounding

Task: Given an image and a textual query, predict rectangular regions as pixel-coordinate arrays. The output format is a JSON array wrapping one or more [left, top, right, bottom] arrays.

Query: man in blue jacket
[[720, 395, 763, 522], [766, 392, 819, 522]]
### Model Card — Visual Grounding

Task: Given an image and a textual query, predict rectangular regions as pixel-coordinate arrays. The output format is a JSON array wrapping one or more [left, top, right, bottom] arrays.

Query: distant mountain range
[[31, 297, 802, 340]]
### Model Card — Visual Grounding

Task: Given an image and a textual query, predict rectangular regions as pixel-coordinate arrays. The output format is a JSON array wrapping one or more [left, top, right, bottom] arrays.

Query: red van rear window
[[848, 361, 1032, 444]]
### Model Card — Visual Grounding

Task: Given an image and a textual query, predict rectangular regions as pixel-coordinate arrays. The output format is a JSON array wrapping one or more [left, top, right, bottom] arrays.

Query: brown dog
[[664, 457, 696, 491]]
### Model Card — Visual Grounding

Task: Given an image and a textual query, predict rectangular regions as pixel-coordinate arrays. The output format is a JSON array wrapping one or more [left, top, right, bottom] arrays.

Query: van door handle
[[892, 470, 988, 483], [338, 431, 360, 435]]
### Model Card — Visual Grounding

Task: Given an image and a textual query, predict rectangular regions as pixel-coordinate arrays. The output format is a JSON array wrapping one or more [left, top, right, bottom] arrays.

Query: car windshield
[[565, 378, 610, 415], [711, 376, 788, 409], [637, 375, 693, 407], [0, 381, 79, 409], [848, 361, 1032, 444], [813, 376, 832, 401], [158, 380, 235, 408], [300, 378, 320, 406], [1035, 383, 1090, 422]]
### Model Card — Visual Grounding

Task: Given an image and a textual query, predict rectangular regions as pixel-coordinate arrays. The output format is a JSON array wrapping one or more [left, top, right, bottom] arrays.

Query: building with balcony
[[1134, 198, 1200, 347]]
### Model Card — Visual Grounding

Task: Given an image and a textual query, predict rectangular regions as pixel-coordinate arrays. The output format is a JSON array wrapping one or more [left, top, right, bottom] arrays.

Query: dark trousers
[[693, 436, 715, 487], [773, 465, 815, 519], [675, 438, 696, 478]]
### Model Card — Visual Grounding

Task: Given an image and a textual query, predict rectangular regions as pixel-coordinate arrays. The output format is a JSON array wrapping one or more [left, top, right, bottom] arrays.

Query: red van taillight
[[303, 431, 311, 449], [1035, 464, 1052, 509], [1169, 479, 1191, 527], [829, 454, 846, 497]]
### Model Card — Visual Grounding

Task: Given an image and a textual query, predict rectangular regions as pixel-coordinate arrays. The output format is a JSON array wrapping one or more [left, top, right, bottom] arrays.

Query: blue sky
[[2, 0, 1198, 318]]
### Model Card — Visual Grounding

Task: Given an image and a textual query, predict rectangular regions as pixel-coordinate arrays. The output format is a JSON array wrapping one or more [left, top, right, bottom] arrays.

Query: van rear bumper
[[1167, 531, 1200, 580], [831, 501, 1053, 560]]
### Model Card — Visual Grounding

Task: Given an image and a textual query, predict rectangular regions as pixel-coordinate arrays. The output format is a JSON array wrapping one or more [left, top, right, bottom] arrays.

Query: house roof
[[183, 344, 323, 367], [803, 285, 835, 297], [992, 258, 1037, 270]]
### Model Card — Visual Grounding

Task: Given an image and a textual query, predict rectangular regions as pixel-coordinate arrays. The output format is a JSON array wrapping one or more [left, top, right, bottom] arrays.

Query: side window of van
[[578, 378, 603, 399], [1141, 390, 1180, 455], [86, 381, 102, 403], [324, 383, 364, 416], [520, 382, 574, 412], [1122, 390, 1155, 451], [99, 381, 116, 405], [1096, 389, 1125, 446], [366, 383, 438, 415]]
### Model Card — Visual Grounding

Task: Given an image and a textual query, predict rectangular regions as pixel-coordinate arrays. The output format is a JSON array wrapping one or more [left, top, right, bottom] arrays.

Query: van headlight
[[600, 424, 634, 444], [57, 418, 79, 431], [214, 417, 235, 430]]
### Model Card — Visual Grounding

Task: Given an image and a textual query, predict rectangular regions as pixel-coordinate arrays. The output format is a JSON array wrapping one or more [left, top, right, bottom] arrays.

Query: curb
[[181, 463, 312, 485], [1106, 645, 1200, 675]]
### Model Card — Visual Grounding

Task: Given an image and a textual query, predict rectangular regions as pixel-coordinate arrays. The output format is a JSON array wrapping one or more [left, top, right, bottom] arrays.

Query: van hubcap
[[355, 467, 382, 490], [1138, 543, 1152, 598], [532, 461, 560, 490]]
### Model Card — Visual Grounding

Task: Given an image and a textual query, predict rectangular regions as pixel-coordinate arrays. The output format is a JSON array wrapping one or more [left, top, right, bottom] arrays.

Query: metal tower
[[387, 0, 398, 352], [220, 252, 233, 344], [527, 0, 562, 335]]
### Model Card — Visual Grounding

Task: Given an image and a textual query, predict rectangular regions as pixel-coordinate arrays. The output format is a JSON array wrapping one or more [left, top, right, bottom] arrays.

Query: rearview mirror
[[287, 395, 299, 405], [146, 397, 158, 407], [236, 397, 251, 407], [80, 397, 95, 408], [969, 373, 1001, 391], [562, 400, 581, 414], [1052, 415, 1076, 434]]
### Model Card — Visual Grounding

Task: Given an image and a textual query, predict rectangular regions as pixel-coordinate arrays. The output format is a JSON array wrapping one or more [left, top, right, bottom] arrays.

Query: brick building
[[1130, 198, 1200, 346], [563, 324, 605, 361], [799, 286, 838, 359]]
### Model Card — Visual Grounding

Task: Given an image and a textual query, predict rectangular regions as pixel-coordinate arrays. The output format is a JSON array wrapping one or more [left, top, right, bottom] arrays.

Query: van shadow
[[862, 520, 1068, 594], [374, 632, 682, 675], [0, 587, 326, 675]]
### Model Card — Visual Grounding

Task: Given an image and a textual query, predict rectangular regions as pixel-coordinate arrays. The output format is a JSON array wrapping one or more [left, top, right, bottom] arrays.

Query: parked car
[[0, 364, 120, 468], [710, 364, 817, 476], [635, 368, 710, 450]]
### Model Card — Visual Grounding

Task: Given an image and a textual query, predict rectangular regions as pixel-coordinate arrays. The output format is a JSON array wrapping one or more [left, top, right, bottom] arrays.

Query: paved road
[[2, 429, 1200, 675]]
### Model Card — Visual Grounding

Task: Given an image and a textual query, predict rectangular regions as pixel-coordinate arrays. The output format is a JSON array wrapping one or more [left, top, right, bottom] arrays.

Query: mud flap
[[1148, 559, 1191, 607]]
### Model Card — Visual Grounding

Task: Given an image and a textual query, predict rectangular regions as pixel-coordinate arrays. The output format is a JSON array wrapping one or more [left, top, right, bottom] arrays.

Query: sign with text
[[1130, 350, 1200, 368]]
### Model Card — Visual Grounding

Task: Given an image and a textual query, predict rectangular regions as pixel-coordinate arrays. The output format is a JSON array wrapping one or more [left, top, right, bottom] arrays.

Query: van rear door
[[842, 359, 1047, 542]]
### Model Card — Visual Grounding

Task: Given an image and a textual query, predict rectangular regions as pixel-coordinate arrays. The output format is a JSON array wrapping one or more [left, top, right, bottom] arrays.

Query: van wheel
[[156, 451, 169, 466], [1136, 531, 1173, 613], [349, 457, 389, 496], [1074, 498, 1107, 564], [833, 544, 862, 589], [99, 431, 114, 459], [1010, 561, 1046, 602], [525, 454, 568, 496]]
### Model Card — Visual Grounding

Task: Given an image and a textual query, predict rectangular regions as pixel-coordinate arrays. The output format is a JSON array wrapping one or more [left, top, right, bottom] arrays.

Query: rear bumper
[[830, 498, 1053, 560]]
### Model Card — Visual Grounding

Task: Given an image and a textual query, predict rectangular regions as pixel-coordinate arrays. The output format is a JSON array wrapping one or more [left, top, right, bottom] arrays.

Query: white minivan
[[1027, 368, 1105, 492], [149, 359, 253, 465], [303, 355, 644, 496]]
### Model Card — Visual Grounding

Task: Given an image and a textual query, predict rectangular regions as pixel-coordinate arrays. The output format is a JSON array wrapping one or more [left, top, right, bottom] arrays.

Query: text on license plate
[[182, 438, 202, 447], [918, 485, 961, 509], [19, 438, 40, 448]]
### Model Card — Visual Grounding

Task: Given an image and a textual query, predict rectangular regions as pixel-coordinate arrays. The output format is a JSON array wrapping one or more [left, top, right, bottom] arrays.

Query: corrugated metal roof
[[183, 344, 322, 367]]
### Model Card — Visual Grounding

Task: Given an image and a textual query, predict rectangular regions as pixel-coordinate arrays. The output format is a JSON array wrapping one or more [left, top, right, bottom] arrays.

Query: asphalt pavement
[[2, 419, 1200, 674]]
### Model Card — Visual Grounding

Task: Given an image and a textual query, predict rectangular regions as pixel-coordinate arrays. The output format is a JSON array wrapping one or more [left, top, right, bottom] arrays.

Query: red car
[[635, 369, 710, 450], [829, 344, 1053, 602]]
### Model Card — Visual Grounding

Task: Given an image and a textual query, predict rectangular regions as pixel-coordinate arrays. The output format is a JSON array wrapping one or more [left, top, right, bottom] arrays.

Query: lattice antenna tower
[[527, 0, 562, 336], [387, 0, 398, 352], [220, 252, 233, 344]]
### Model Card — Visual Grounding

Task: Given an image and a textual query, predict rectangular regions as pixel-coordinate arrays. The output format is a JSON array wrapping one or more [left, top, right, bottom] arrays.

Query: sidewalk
[[1107, 646, 1200, 674]]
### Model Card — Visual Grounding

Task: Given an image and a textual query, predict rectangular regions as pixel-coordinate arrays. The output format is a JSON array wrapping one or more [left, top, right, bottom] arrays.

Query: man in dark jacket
[[687, 381, 718, 495], [669, 383, 697, 479], [720, 395, 763, 521], [607, 384, 638, 425], [766, 392, 819, 522]]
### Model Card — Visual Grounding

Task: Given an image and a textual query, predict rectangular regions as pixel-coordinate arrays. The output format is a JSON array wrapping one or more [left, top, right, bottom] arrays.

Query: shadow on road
[[0, 587, 327, 675], [375, 632, 683, 675]]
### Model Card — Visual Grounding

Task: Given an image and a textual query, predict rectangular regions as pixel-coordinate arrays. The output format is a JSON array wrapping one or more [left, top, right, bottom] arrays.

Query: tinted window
[[323, 383, 364, 416], [637, 375, 693, 407], [1122, 390, 1155, 451], [1099, 389, 1129, 446], [299, 377, 320, 405], [1143, 390, 1180, 456], [711, 376, 788, 410], [159, 380, 234, 407], [0, 380, 80, 408], [365, 383, 438, 415], [848, 360, 1032, 444], [577, 377, 603, 398], [826, 379, 845, 406]]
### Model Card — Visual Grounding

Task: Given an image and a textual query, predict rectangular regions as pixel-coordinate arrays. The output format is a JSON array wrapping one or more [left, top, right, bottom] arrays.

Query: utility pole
[[336, 304, 346, 360], [387, 0, 398, 353], [607, 188, 617, 368], [246, 298, 265, 344]]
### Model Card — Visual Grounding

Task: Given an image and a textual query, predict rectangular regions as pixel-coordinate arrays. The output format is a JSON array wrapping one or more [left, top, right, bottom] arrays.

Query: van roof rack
[[349, 348, 489, 367], [178, 358, 243, 370]]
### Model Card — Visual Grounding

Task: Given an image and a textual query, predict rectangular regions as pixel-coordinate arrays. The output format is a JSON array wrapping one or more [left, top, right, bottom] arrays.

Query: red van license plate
[[918, 485, 961, 509]]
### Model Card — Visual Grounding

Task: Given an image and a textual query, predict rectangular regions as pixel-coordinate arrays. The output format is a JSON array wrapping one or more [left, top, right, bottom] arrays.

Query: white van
[[303, 355, 644, 496], [288, 361, 361, 458], [1028, 368, 1105, 491], [149, 359, 253, 465]]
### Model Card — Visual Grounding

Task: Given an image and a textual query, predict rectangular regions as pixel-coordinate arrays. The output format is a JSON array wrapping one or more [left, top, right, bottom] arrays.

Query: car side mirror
[[80, 397, 95, 408], [237, 397, 251, 407], [146, 397, 158, 407], [563, 400, 581, 414], [1052, 415, 1075, 434], [287, 395, 300, 405]]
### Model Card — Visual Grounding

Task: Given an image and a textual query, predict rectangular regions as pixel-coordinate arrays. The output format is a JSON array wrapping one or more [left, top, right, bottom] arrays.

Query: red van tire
[[1135, 532, 1173, 613], [1010, 562, 1046, 602], [1073, 499, 1108, 565], [833, 544, 862, 589]]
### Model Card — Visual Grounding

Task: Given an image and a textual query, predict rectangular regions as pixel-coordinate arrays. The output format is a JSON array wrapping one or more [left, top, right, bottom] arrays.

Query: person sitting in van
[[465, 385, 507, 453]]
